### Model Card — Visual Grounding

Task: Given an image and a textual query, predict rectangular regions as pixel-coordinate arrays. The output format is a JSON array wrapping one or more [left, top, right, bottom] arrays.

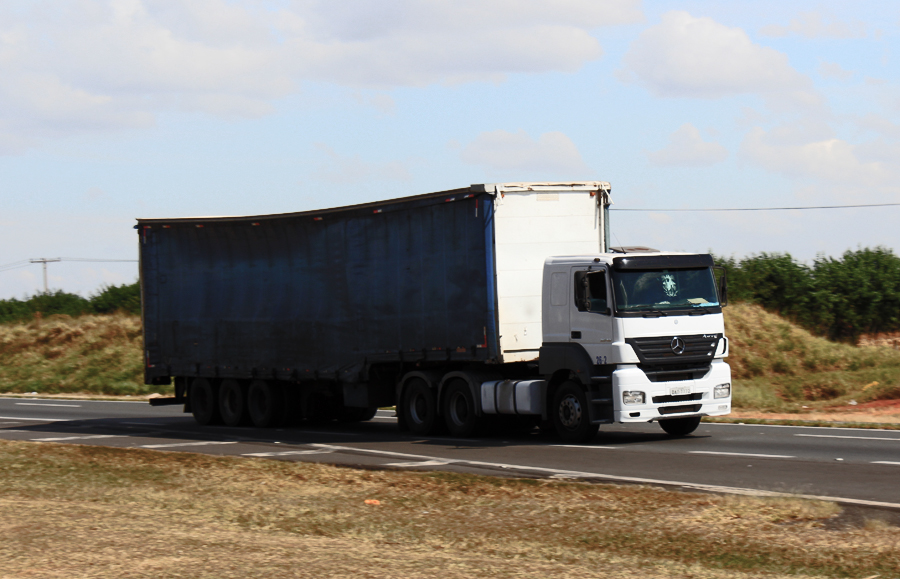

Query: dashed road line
[[32, 434, 128, 442], [796, 433, 900, 442], [140, 441, 238, 449], [0, 416, 68, 422], [242, 450, 334, 457], [15, 402, 82, 408], [872, 461, 900, 465], [689, 451, 796, 458], [552, 445, 619, 449]]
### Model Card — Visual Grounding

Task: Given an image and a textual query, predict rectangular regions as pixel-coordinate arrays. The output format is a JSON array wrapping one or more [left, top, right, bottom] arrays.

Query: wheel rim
[[449, 391, 468, 426], [410, 392, 428, 425], [558, 394, 582, 429], [223, 388, 238, 415]]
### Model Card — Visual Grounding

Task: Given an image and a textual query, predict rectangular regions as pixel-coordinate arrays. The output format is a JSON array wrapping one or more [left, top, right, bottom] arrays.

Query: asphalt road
[[1, 397, 898, 510]]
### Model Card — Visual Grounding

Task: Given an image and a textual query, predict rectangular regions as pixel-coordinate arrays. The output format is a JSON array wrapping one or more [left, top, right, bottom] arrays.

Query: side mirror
[[713, 266, 728, 307]]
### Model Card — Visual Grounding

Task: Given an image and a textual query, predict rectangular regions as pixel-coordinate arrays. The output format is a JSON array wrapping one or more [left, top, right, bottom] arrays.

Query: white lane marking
[[32, 434, 127, 442], [796, 433, 900, 442], [552, 445, 619, 449], [712, 422, 899, 433], [689, 451, 795, 458], [140, 441, 238, 449], [15, 402, 81, 408], [0, 397, 146, 404], [872, 461, 900, 465], [0, 421, 21, 425], [0, 416, 67, 422], [309, 443, 900, 510], [369, 417, 397, 421], [243, 450, 334, 457], [121, 422, 160, 426], [386, 460, 452, 467]]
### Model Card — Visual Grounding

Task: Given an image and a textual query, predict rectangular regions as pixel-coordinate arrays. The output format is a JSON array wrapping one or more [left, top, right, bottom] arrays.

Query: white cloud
[[740, 123, 898, 191], [818, 61, 854, 81], [855, 114, 900, 140], [759, 12, 866, 39], [312, 144, 412, 185], [0, 0, 642, 153], [620, 11, 813, 101], [646, 123, 728, 167], [460, 130, 589, 176]]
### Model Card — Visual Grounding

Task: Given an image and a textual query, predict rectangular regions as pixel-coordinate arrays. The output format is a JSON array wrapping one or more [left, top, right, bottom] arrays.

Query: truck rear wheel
[[248, 379, 284, 428], [219, 379, 248, 426], [190, 378, 221, 425], [659, 416, 702, 437], [552, 382, 599, 443], [402, 379, 437, 435], [442, 380, 479, 437]]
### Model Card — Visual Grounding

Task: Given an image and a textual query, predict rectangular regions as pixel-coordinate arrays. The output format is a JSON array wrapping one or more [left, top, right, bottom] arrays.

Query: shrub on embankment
[[0, 282, 141, 325], [716, 247, 900, 343]]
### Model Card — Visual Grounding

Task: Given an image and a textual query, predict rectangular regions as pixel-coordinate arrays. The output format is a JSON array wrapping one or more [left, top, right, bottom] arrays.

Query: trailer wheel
[[248, 379, 284, 428], [402, 379, 437, 435], [552, 382, 599, 443], [219, 379, 248, 427], [659, 416, 702, 437], [442, 380, 479, 437], [190, 378, 221, 426]]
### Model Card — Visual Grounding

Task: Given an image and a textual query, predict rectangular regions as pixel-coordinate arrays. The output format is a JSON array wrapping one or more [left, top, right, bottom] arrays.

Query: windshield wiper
[[688, 309, 710, 315], [641, 309, 668, 317]]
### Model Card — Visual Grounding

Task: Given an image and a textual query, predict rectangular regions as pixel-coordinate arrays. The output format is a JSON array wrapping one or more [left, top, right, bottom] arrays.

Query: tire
[[338, 405, 378, 422], [402, 379, 438, 435], [552, 381, 599, 443], [659, 416, 702, 437], [247, 379, 285, 428], [442, 380, 480, 437], [219, 379, 248, 427], [190, 378, 221, 426]]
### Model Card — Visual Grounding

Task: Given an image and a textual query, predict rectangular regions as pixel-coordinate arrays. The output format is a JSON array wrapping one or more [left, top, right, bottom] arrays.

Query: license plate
[[669, 386, 691, 396]]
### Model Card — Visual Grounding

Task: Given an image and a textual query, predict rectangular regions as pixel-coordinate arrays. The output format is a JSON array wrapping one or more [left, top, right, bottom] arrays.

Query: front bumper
[[612, 359, 731, 423]]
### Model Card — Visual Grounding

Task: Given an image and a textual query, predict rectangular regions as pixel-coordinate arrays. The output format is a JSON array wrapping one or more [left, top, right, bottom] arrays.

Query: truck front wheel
[[190, 378, 221, 426], [552, 382, 599, 443], [442, 380, 479, 437], [402, 379, 437, 435], [659, 416, 702, 437]]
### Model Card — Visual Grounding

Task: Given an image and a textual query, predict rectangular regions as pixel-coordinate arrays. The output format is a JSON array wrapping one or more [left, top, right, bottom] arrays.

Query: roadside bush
[[0, 281, 140, 325], [715, 247, 900, 343]]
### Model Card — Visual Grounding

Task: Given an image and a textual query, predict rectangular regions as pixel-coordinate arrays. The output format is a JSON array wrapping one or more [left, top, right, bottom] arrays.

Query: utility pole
[[29, 258, 61, 294]]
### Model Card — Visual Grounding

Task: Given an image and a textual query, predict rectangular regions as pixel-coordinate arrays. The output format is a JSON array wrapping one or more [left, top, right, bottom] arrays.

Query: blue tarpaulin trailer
[[139, 182, 613, 434]]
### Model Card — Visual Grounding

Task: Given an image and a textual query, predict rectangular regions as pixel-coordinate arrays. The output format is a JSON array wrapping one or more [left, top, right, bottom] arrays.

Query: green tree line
[[0, 282, 141, 324], [716, 247, 900, 342]]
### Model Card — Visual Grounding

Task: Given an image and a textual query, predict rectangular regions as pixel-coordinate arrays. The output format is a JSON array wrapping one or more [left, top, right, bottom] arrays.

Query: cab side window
[[574, 271, 608, 313]]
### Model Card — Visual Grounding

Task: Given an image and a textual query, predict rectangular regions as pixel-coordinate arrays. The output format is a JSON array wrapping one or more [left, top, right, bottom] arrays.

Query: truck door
[[569, 266, 614, 366]]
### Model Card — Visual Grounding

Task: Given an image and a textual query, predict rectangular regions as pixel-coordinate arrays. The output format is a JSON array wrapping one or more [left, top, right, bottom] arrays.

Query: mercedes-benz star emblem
[[671, 337, 686, 355]]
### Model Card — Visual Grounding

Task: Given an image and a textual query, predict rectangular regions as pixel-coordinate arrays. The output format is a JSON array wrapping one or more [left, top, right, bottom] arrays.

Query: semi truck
[[139, 182, 731, 442]]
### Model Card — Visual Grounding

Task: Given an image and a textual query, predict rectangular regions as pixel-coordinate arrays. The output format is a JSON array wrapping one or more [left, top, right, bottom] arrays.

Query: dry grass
[[0, 313, 158, 396], [725, 303, 900, 411], [0, 439, 898, 578]]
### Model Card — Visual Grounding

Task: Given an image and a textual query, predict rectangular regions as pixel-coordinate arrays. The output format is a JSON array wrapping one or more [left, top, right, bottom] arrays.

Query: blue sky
[[1, 0, 899, 298]]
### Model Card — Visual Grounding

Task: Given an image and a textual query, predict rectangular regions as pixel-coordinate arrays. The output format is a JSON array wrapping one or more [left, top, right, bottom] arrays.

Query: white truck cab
[[537, 250, 732, 438]]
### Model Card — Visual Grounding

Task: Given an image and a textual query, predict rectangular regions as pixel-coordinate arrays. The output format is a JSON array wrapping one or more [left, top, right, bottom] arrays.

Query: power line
[[612, 202, 900, 212]]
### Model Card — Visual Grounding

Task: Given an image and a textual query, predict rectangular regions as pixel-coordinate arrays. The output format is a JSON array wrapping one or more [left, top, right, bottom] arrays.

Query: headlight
[[714, 383, 731, 399], [622, 391, 645, 405]]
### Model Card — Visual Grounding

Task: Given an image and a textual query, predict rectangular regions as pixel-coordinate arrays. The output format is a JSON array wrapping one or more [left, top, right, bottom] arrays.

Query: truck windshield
[[612, 268, 719, 312]]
